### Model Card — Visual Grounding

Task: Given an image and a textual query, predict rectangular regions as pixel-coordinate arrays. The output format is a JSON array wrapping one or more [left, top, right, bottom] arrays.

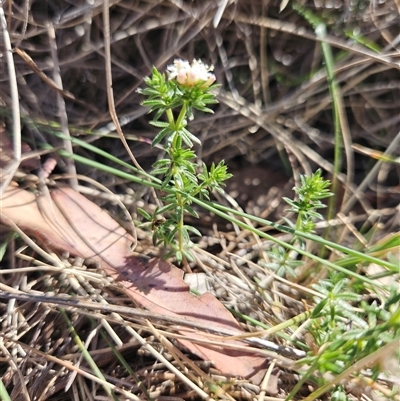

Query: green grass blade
[[56, 146, 397, 281], [59, 309, 119, 401]]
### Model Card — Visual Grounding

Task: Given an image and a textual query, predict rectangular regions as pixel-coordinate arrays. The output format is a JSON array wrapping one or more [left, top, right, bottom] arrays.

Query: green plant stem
[[295, 212, 303, 232], [175, 194, 185, 262], [316, 23, 342, 222], [54, 144, 398, 274], [59, 309, 118, 400], [286, 357, 321, 400], [189, 197, 388, 287], [202, 200, 398, 272], [165, 108, 175, 128], [231, 307, 312, 341], [99, 329, 152, 400], [175, 102, 187, 130], [0, 379, 12, 401], [301, 340, 400, 401], [169, 103, 189, 263]]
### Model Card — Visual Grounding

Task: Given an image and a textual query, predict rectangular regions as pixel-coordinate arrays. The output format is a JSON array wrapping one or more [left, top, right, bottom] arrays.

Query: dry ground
[[0, 0, 399, 400]]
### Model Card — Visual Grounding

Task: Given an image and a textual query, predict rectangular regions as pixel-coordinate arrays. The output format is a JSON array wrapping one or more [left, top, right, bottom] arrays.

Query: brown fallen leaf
[[1, 184, 268, 382], [0, 127, 41, 176]]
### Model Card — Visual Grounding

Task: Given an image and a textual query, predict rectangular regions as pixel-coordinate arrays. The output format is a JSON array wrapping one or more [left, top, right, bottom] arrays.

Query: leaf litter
[[1, 0, 399, 399], [1, 181, 269, 382]]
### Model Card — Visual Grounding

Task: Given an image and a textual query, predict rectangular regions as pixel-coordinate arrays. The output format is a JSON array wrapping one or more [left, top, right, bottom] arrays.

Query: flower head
[[167, 59, 216, 88]]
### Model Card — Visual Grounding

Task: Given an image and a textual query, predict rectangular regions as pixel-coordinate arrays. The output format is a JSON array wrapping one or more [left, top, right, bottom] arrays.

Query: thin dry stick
[[145, 320, 230, 400], [65, 322, 102, 392], [0, 6, 21, 196], [118, 324, 213, 400], [12, 0, 29, 50], [0, 214, 64, 267], [67, 275, 124, 349], [213, 0, 229, 28], [102, 0, 165, 211], [102, 0, 143, 172], [233, 13, 400, 70], [13, 48, 101, 114], [218, 90, 373, 211], [260, 1, 271, 105], [258, 359, 277, 401], [302, 64, 390, 133], [0, 339, 30, 400], [0, 336, 143, 401], [342, 130, 400, 214], [0, 288, 306, 360], [47, 24, 78, 190]]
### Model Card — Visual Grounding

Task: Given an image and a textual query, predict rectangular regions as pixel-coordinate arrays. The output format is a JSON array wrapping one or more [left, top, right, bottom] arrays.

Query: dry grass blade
[[0, 6, 20, 195], [233, 13, 400, 70], [1, 0, 399, 399]]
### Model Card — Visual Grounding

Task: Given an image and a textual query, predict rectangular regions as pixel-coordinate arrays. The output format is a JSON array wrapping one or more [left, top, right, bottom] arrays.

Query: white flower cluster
[[167, 59, 216, 88]]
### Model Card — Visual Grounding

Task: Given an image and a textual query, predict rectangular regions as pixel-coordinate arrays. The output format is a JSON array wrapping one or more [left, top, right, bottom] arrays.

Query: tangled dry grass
[[0, 0, 399, 400]]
